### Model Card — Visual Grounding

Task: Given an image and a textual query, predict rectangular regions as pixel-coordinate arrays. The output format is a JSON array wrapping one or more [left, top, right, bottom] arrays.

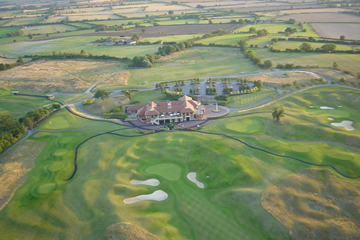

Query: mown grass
[[227, 88, 276, 108], [131, 89, 174, 104], [0, 26, 19, 38], [0, 88, 53, 118]]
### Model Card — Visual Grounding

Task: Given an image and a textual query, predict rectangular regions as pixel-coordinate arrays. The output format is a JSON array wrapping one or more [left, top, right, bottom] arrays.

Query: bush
[[130, 100, 140, 104], [83, 99, 95, 105]]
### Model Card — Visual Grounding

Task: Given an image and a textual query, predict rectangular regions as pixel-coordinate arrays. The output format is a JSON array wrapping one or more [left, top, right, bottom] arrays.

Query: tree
[[16, 56, 24, 64], [94, 89, 109, 100], [357, 72, 360, 79], [271, 38, 278, 44], [0, 115, 18, 132], [238, 39, 247, 48], [52, 103, 61, 110], [141, 28, 146, 34], [142, 56, 152, 68], [321, 43, 336, 53], [299, 42, 312, 52], [80, 49, 86, 55], [333, 62, 338, 69], [122, 90, 132, 100], [132, 33, 140, 41], [168, 10, 174, 15], [272, 105, 285, 121], [293, 80, 298, 86], [288, 18, 296, 24], [28, 34, 33, 39], [249, 27, 256, 33], [340, 35, 346, 40], [263, 60, 273, 69]]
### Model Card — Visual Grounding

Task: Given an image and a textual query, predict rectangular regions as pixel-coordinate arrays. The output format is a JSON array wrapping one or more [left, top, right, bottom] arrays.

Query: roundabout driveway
[[204, 105, 230, 118]]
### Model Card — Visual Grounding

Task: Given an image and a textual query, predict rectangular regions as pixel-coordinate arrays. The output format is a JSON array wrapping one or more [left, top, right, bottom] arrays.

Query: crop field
[[87, 19, 144, 26], [43, 16, 66, 23], [68, 22, 93, 28], [1, 85, 360, 239], [310, 23, 360, 40], [0, 60, 129, 93], [22, 24, 77, 35], [155, 19, 199, 25], [278, 12, 360, 23], [2, 17, 42, 26], [271, 41, 353, 51], [196, 33, 253, 45], [236, 23, 301, 33], [140, 34, 203, 43], [68, 14, 121, 21], [227, 88, 276, 108]]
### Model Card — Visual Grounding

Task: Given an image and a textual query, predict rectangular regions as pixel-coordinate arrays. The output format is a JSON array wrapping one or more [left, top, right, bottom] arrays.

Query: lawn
[[196, 33, 253, 45], [227, 88, 276, 108], [130, 89, 175, 104], [128, 47, 258, 84]]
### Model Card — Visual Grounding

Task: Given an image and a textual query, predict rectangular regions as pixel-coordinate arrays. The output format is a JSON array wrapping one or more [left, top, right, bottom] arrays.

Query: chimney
[[167, 101, 172, 109]]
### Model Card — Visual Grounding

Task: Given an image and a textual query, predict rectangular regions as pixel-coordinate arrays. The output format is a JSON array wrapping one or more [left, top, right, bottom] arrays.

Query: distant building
[[127, 95, 205, 125], [46, 94, 55, 100]]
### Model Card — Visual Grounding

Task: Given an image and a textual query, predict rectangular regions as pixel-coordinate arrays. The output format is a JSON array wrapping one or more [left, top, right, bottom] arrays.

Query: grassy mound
[[261, 168, 360, 240], [105, 222, 159, 240], [145, 163, 181, 181]]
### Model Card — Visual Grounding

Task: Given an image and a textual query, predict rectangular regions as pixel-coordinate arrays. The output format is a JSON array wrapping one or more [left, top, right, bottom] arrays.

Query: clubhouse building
[[127, 95, 205, 125]]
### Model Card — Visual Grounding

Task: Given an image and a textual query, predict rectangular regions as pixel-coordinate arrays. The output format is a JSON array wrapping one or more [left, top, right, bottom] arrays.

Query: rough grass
[[227, 88, 276, 108], [0, 60, 128, 93], [245, 71, 320, 84], [262, 168, 360, 240], [95, 71, 130, 90], [84, 95, 129, 115], [2, 17, 42, 26], [140, 34, 203, 43]]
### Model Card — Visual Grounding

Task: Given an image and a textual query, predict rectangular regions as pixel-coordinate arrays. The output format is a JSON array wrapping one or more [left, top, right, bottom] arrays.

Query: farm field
[[68, 14, 121, 21], [0, 60, 129, 93], [128, 47, 258, 84], [278, 12, 360, 23], [87, 19, 144, 26], [290, 23, 319, 38], [140, 34, 203, 43], [310, 23, 360, 40], [227, 88, 276, 108], [2, 17, 42, 26], [67, 22, 93, 29], [236, 23, 301, 33], [1, 86, 360, 239], [196, 33, 253, 45], [271, 41, 353, 51], [256, 48, 360, 73], [22, 24, 77, 35]]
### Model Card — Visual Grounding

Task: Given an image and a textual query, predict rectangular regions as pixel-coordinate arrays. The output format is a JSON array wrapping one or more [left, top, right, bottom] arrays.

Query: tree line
[[0, 103, 61, 153]]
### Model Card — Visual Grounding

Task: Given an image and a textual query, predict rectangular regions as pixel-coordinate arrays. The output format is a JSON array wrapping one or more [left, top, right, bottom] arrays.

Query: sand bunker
[[328, 117, 334, 120], [320, 106, 334, 109], [310, 105, 314, 108], [130, 179, 160, 186], [331, 121, 354, 131], [187, 172, 205, 188], [123, 190, 168, 204]]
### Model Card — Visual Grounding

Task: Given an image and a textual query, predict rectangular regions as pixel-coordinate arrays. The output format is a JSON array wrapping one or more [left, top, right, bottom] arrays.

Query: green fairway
[[1, 85, 360, 239], [196, 33, 253, 45], [227, 88, 276, 108]]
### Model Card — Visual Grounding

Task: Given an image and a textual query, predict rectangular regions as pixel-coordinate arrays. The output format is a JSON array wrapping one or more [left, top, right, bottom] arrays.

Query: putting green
[[52, 149, 68, 156], [226, 118, 263, 133], [145, 163, 181, 181], [36, 183, 56, 195], [49, 161, 66, 172], [291, 145, 310, 153], [59, 136, 73, 144]]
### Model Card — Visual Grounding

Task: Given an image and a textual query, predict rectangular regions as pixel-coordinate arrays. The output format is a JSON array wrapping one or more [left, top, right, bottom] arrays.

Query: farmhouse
[[127, 95, 205, 125]]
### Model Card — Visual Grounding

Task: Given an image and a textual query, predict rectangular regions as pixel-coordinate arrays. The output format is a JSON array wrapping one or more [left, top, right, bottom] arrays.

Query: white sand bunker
[[130, 179, 160, 186], [328, 117, 334, 120], [310, 105, 314, 108], [320, 106, 334, 109], [187, 172, 205, 188], [123, 190, 168, 204], [331, 121, 354, 131]]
